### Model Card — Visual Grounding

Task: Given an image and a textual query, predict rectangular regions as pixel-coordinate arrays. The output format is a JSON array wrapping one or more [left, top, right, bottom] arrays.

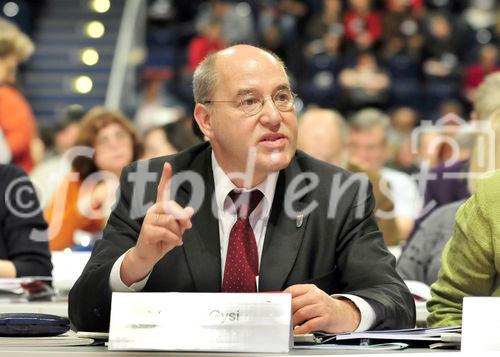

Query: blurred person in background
[[338, 51, 390, 112], [195, 0, 256, 45], [397, 81, 500, 285], [385, 107, 421, 176], [381, 0, 424, 57], [410, 73, 500, 238], [142, 119, 202, 159], [420, 125, 474, 210], [188, 17, 226, 72], [343, 0, 381, 51], [437, 99, 464, 121], [348, 108, 421, 240], [397, 197, 465, 286], [427, 108, 500, 326], [422, 12, 462, 81], [257, 0, 310, 76], [297, 108, 348, 167], [301, 29, 343, 108], [0, 164, 52, 277], [397, 124, 480, 284], [464, 44, 500, 102], [390, 106, 419, 134], [134, 70, 186, 134], [0, 18, 36, 173], [417, 129, 441, 168], [462, 0, 498, 40], [386, 130, 420, 176], [30, 105, 84, 208], [305, 0, 343, 43], [298, 107, 401, 246], [45, 108, 141, 251]]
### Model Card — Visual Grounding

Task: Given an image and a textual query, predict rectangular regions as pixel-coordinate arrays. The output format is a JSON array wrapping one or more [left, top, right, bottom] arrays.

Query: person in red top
[[188, 18, 226, 72], [343, 0, 381, 50], [0, 19, 36, 173], [464, 44, 500, 102]]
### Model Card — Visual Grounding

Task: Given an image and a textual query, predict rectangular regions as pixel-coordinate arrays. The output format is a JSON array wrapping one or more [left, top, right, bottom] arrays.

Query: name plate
[[108, 292, 292, 353], [462, 297, 500, 352]]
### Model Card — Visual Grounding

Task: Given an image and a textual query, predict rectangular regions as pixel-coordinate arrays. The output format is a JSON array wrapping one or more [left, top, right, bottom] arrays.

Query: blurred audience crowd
[[143, 0, 500, 120]]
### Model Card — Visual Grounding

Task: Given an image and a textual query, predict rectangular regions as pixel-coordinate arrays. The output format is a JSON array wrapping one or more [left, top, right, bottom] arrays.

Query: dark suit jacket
[[68, 143, 415, 331]]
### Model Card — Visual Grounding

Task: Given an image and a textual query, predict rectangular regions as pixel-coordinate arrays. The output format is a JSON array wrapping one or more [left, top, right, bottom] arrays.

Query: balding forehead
[[218, 47, 236, 58], [218, 45, 284, 68], [211, 45, 290, 91]]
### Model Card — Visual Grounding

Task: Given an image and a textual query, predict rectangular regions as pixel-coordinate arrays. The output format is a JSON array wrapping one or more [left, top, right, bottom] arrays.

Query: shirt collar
[[211, 151, 278, 215]]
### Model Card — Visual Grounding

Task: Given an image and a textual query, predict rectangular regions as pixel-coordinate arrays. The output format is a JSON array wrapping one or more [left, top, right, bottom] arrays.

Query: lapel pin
[[296, 214, 304, 228]]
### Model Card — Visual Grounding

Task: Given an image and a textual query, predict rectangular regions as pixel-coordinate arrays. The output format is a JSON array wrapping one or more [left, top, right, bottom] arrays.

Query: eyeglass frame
[[200, 88, 297, 116]]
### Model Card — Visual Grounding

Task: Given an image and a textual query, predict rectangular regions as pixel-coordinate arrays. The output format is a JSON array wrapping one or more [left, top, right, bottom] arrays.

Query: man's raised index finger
[[156, 162, 172, 204]]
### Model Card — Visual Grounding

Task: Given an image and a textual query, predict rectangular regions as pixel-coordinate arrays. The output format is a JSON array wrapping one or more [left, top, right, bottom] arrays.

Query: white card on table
[[108, 292, 292, 353], [462, 296, 500, 352]]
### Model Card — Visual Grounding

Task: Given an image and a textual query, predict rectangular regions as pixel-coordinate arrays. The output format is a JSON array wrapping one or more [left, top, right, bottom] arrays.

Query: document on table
[[334, 325, 461, 342], [294, 342, 409, 351], [0, 330, 94, 347], [294, 325, 461, 350]]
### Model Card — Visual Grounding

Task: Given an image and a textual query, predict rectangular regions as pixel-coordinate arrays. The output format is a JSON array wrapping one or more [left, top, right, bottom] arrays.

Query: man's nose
[[259, 97, 282, 127]]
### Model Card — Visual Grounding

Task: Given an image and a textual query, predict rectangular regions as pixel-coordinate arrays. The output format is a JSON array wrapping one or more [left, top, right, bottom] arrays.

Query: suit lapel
[[259, 158, 310, 291], [174, 148, 221, 292]]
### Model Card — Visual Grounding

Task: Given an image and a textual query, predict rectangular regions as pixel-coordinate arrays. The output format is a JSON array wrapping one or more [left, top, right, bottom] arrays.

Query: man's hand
[[285, 284, 361, 335], [121, 163, 194, 286]]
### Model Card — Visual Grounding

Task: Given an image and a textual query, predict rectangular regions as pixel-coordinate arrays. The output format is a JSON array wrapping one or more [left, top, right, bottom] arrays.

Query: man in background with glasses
[[69, 45, 414, 333]]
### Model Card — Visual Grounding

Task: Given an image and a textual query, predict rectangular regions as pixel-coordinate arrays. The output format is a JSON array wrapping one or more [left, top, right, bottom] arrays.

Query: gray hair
[[192, 46, 288, 104], [349, 108, 391, 142], [193, 52, 219, 104]]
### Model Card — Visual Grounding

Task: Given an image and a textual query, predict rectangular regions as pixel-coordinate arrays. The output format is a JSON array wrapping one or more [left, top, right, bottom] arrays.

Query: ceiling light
[[81, 48, 99, 66], [90, 0, 110, 13], [73, 76, 93, 94], [85, 21, 105, 39]]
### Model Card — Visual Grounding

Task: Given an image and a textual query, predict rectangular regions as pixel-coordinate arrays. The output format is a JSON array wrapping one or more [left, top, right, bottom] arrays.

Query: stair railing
[[105, 0, 146, 111]]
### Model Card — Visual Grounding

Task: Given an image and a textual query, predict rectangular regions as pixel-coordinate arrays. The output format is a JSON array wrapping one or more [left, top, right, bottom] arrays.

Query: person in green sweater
[[427, 109, 500, 327]]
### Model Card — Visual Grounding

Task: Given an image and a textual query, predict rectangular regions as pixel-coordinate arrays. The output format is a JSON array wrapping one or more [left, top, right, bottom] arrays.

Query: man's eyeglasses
[[201, 88, 297, 116]]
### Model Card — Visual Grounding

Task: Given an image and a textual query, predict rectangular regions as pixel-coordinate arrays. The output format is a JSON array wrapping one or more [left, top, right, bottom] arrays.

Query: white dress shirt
[[109, 153, 376, 331], [380, 167, 422, 219]]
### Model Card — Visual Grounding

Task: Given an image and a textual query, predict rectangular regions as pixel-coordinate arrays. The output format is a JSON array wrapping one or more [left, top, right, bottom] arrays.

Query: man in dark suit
[[69, 45, 414, 333]]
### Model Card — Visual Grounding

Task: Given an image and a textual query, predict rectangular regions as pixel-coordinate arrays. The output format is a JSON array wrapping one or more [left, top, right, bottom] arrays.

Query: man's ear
[[194, 103, 214, 140]]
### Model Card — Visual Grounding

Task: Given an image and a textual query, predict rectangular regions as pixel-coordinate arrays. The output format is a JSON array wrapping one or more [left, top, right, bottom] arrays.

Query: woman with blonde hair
[[45, 107, 141, 251]]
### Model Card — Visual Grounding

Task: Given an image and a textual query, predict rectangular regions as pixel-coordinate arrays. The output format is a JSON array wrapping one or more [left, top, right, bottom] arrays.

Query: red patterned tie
[[222, 190, 263, 292]]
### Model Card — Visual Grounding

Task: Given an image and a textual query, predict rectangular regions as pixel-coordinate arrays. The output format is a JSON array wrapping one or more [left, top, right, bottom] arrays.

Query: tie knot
[[229, 190, 263, 219]]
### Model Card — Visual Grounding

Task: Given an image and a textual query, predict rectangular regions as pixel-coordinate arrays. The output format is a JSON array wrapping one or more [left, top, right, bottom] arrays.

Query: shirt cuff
[[109, 250, 151, 292], [332, 294, 376, 332]]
